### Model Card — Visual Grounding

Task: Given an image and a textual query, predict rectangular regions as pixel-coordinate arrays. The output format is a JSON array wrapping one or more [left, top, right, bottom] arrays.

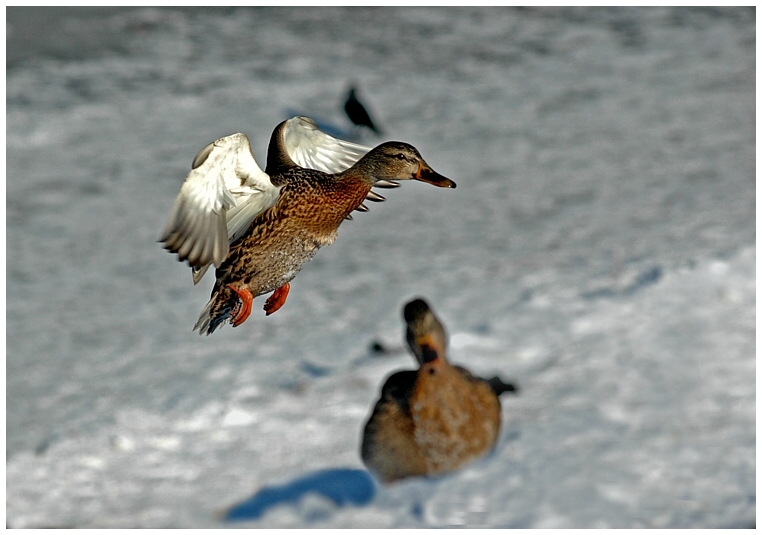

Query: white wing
[[164, 118, 373, 285], [160, 133, 281, 271], [283, 116, 371, 173]]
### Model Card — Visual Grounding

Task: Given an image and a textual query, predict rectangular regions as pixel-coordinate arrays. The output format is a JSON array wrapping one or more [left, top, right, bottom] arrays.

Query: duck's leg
[[264, 282, 290, 316], [227, 284, 254, 327]]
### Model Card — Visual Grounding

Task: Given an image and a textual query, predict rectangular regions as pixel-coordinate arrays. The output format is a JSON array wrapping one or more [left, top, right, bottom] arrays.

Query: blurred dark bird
[[160, 118, 455, 335], [344, 86, 383, 135], [361, 298, 518, 483]]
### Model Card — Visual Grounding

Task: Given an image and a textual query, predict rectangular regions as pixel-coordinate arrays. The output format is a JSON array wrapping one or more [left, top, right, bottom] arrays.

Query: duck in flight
[[160, 117, 455, 335]]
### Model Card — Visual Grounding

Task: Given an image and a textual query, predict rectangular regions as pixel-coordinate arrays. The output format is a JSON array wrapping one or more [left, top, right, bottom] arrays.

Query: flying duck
[[160, 117, 455, 335]]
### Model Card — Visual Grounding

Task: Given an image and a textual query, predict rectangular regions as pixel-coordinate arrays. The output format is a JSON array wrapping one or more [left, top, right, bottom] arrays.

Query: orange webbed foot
[[227, 284, 254, 327], [264, 282, 290, 316]]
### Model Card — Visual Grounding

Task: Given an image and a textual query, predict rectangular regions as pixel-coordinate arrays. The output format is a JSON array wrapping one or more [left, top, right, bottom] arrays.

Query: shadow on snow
[[223, 467, 377, 522]]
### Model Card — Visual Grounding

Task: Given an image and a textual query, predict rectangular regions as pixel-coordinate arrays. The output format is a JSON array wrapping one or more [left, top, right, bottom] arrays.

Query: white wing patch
[[160, 133, 281, 272], [283, 117, 371, 174]]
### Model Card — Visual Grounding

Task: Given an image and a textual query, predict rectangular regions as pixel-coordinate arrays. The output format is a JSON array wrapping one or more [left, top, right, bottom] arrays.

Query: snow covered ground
[[6, 7, 755, 528]]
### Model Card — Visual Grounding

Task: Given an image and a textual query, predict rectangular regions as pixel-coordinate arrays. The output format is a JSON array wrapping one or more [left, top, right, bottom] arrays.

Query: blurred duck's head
[[403, 298, 448, 366]]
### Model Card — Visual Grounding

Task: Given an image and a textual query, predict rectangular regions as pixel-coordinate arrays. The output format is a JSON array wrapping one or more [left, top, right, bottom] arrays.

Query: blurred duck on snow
[[362, 298, 518, 483]]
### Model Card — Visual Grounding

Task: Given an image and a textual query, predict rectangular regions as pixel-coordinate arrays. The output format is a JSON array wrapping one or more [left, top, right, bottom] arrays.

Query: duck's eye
[[393, 153, 406, 160]]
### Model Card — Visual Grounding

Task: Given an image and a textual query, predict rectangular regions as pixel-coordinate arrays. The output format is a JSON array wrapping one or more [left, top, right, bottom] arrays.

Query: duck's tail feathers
[[193, 286, 240, 336], [487, 376, 519, 397]]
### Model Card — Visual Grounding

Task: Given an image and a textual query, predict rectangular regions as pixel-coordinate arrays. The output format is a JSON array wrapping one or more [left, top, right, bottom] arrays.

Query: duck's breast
[[410, 365, 501, 475]]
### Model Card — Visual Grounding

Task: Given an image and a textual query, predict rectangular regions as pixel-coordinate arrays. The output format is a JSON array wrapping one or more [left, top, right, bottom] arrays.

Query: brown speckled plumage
[[196, 141, 455, 335], [361, 299, 517, 483], [207, 167, 371, 324]]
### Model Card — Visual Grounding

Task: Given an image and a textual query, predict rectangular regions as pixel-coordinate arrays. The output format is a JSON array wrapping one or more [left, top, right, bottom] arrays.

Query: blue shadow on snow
[[223, 467, 376, 522]]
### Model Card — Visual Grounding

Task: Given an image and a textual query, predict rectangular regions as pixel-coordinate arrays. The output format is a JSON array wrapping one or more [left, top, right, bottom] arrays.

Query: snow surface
[[6, 7, 756, 528]]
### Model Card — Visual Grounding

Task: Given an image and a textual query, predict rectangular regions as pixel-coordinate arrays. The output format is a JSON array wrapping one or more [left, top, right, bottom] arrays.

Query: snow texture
[[6, 7, 755, 528]]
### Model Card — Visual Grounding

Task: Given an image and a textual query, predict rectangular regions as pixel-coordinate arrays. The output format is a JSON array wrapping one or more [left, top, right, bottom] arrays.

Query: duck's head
[[360, 142, 456, 189], [403, 298, 448, 367]]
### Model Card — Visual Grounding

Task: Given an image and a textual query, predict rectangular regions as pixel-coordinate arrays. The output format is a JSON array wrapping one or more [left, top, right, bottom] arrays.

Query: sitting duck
[[160, 117, 455, 335], [361, 298, 518, 483]]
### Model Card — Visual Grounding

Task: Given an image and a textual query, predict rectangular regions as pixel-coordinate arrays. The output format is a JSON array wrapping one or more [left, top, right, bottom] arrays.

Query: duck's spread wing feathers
[[283, 116, 371, 174], [161, 133, 281, 270]]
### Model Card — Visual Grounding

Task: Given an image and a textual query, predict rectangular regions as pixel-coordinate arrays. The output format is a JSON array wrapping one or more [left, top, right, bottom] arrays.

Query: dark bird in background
[[344, 85, 383, 135]]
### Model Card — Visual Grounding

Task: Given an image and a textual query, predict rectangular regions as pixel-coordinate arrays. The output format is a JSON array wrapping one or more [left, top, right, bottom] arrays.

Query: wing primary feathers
[[282, 116, 372, 174], [213, 215, 229, 267], [161, 132, 280, 269], [374, 180, 401, 188]]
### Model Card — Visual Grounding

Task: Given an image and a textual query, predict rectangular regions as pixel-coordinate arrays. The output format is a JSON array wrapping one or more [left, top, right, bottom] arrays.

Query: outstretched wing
[[160, 133, 281, 271], [282, 116, 371, 173]]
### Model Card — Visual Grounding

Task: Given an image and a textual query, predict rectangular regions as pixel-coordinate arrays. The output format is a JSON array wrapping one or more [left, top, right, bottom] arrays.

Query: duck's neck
[[337, 154, 388, 188]]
